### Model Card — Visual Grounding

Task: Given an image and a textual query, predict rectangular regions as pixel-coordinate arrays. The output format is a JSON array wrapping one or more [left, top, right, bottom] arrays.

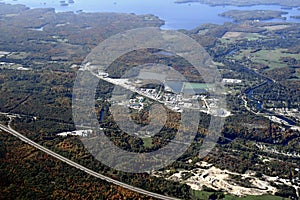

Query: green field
[[234, 48, 300, 70], [220, 33, 266, 46], [183, 82, 211, 90], [142, 137, 153, 148]]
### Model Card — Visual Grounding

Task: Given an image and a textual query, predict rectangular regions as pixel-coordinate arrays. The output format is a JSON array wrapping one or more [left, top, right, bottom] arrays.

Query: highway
[[0, 123, 180, 200]]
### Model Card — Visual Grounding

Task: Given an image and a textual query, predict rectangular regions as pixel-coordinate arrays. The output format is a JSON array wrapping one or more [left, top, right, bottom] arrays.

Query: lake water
[[1, 0, 300, 29]]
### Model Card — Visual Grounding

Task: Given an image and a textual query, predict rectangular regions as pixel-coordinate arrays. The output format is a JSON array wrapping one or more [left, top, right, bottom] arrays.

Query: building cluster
[[222, 78, 242, 84], [57, 130, 92, 137], [87, 67, 230, 116]]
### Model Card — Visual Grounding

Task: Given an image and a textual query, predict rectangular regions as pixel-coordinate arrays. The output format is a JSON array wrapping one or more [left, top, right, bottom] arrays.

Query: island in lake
[[0, 2, 300, 200], [291, 15, 300, 19], [220, 10, 288, 22], [175, 0, 300, 7]]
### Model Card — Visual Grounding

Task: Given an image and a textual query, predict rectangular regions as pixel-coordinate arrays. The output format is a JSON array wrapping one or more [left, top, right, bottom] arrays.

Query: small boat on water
[[59, 0, 69, 6]]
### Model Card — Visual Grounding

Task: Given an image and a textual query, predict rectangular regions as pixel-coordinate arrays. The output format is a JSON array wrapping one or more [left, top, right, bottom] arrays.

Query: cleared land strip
[[0, 123, 180, 200]]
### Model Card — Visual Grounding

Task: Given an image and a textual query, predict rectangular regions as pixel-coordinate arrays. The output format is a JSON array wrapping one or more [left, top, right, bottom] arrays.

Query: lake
[[1, 0, 300, 29]]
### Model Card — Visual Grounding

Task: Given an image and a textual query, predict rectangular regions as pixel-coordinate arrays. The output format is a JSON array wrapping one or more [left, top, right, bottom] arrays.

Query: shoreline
[[174, 0, 300, 8], [1, 0, 300, 30]]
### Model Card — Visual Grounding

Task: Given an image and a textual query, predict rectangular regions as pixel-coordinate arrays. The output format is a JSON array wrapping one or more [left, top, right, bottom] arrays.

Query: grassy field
[[142, 137, 153, 148], [234, 48, 300, 70], [6, 52, 30, 59], [183, 82, 211, 90], [261, 24, 291, 31], [221, 32, 266, 43]]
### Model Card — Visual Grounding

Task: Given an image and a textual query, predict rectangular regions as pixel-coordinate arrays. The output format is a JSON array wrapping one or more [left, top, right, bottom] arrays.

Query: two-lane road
[[0, 124, 180, 200]]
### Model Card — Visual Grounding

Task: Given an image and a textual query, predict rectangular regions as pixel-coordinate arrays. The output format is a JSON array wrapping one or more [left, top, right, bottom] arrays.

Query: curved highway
[[0, 123, 180, 200]]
